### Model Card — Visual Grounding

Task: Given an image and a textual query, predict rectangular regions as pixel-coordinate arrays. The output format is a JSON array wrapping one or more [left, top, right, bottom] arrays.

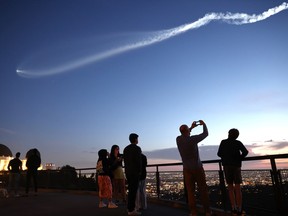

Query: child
[[96, 149, 118, 208]]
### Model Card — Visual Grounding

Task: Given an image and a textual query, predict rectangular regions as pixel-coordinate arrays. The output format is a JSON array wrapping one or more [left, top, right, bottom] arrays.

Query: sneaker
[[237, 210, 245, 216], [231, 209, 237, 215], [108, 202, 118, 208], [128, 210, 141, 215], [99, 202, 107, 208]]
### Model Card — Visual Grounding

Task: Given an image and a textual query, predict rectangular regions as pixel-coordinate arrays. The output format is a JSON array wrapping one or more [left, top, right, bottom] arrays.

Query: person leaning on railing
[[217, 128, 248, 216]]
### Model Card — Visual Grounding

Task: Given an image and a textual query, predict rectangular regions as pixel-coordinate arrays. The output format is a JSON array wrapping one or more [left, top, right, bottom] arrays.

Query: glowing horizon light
[[16, 2, 288, 78], [0, 156, 43, 171]]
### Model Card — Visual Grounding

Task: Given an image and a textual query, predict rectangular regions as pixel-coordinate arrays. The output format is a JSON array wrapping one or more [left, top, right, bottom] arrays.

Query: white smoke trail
[[16, 2, 288, 78]]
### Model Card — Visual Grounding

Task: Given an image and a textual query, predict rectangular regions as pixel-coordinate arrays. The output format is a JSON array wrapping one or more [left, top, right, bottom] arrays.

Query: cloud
[[144, 145, 246, 161], [143, 148, 181, 160], [0, 128, 16, 135], [144, 140, 288, 169], [251, 140, 288, 155]]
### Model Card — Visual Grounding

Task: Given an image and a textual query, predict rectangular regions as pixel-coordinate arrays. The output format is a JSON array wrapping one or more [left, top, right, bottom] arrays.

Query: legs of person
[[104, 176, 117, 208], [8, 173, 14, 194], [127, 176, 139, 212], [139, 179, 147, 209], [227, 183, 236, 210], [113, 167, 126, 203], [113, 178, 125, 202], [196, 167, 211, 215], [224, 166, 237, 211], [183, 169, 197, 216], [234, 184, 242, 211], [32, 171, 38, 193], [135, 179, 146, 210], [98, 175, 117, 207], [116, 167, 126, 202], [112, 178, 119, 201], [120, 178, 126, 202], [98, 176, 106, 207], [25, 171, 31, 194], [135, 181, 141, 210], [234, 167, 243, 212], [14, 173, 20, 195], [106, 179, 115, 203], [98, 176, 104, 201]]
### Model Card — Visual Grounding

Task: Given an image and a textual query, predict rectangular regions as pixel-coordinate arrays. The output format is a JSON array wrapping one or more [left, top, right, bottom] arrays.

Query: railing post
[[78, 169, 82, 190], [270, 157, 286, 215], [156, 166, 160, 199], [218, 161, 227, 212]]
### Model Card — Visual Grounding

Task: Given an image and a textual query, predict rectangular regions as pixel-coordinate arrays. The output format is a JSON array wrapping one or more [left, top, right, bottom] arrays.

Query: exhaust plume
[[16, 2, 288, 78]]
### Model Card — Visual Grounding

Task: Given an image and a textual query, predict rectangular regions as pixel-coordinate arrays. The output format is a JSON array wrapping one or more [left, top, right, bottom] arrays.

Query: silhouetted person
[[135, 153, 147, 211], [109, 144, 126, 204], [96, 149, 118, 208], [177, 120, 212, 216], [25, 148, 41, 196], [8, 152, 22, 197], [124, 133, 142, 216], [217, 128, 249, 215]]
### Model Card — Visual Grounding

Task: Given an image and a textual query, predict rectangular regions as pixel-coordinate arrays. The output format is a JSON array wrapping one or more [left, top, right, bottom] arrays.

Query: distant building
[[45, 163, 56, 170], [0, 156, 13, 171], [0, 144, 12, 157], [0, 144, 14, 171]]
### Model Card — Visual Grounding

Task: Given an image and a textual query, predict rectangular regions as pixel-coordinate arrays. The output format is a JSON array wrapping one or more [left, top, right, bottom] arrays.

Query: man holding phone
[[176, 120, 212, 216]]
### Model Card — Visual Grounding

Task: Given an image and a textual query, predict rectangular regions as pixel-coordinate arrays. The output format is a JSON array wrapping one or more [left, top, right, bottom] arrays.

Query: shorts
[[224, 166, 242, 184]]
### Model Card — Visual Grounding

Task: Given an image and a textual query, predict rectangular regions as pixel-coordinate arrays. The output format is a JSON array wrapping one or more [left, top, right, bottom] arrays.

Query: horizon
[[1, 0, 288, 169], [1, 143, 287, 171]]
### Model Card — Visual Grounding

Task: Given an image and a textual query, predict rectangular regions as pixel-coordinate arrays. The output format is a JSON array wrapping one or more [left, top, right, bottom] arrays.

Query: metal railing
[[146, 154, 288, 215], [1, 154, 287, 215]]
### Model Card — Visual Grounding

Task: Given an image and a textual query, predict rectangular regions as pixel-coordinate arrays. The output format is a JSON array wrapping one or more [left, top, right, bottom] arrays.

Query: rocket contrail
[[16, 2, 288, 78]]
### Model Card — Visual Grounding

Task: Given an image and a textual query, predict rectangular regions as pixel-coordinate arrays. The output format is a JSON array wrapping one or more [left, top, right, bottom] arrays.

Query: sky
[[1, 0, 288, 169]]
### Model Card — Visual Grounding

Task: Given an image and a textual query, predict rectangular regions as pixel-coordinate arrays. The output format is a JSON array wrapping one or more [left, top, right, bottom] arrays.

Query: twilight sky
[[1, 0, 288, 169]]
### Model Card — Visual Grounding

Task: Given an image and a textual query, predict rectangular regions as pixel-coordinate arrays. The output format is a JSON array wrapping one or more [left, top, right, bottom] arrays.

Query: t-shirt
[[217, 138, 249, 167], [8, 158, 22, 173], [123, 144, 142, 178]]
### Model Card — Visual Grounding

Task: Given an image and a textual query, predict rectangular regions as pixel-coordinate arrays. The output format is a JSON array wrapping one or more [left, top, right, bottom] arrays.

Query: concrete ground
[[0, 189, 190, 216]]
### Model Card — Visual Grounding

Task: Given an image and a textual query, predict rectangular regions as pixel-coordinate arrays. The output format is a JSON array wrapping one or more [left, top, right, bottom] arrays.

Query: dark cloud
[[143, 146, 222, 161], [0, 128, 15, 135], [267, 141, 288, 150], [143, 148, 181, 161], [143, 142, 287, 162]]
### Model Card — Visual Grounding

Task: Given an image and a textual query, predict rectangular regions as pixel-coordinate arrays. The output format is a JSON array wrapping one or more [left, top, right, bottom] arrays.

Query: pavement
[[0, 189, 231, 216], [0, 189, 192, 216]]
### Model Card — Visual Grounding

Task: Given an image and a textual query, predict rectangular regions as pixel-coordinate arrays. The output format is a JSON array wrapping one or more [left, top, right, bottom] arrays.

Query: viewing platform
[[0, 189, 228, 216], [1, 154, 287, 215]]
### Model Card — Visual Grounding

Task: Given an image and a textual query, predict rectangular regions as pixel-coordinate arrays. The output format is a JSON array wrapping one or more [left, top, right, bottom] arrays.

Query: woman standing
[[96, 149, 118, 208], [110, 145, 126, 204]]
